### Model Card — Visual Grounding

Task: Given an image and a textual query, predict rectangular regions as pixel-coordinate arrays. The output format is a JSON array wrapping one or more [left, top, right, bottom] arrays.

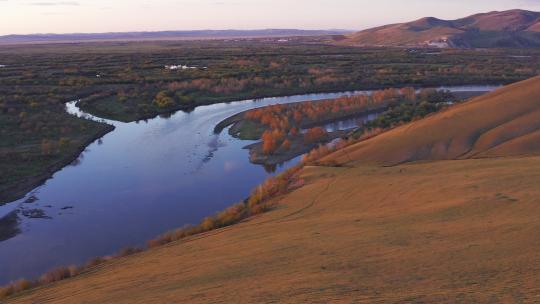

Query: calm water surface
[[0, 86, 498, 284]]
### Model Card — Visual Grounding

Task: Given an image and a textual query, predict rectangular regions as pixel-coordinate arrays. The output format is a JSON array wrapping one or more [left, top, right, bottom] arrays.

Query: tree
[[41, 139, 55, 156], [281, 139, 292, 151], [153, 91, 174, 109], [400, 87, 416, 102], [304, 127, 327, 144], [262, 130, 278, 155], [58, 137, 70, 151]]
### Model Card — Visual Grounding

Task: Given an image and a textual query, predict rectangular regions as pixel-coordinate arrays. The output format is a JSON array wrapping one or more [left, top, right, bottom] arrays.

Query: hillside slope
[[324, 76, 540, 166], [340, 9, 540, 47], [8, 156, 540, 303], [7, 77, 540, 303]]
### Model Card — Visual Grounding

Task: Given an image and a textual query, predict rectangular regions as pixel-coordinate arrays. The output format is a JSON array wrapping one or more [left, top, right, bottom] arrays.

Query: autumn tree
[[41, 139, 55, 156], [153, 91, 174, 109], [400, 87, 416, 102], [304, 127, 327, 144], [281, 139, 292, 151]]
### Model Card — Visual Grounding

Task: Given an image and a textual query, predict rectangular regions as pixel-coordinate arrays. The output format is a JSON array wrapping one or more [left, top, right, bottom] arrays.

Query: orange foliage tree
[[244, 87, 417, 155], [304, 127, 327, 144]]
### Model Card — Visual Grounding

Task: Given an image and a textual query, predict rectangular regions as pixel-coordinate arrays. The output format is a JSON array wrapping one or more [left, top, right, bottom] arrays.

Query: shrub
[[147, 165, 302, 249], [153, 91, 175, 109], [201, 217, 216, 231], [12, 279, 33, 293], [116, 247, 143, 258], [215, 203, 247, 227], [86, 257, 107, 268], [58, 137, 71, 150], [39, 267, 71, 284], [68, 265, 80, 277], [0, 285, 14, 299], [40, 139, 57, 156]]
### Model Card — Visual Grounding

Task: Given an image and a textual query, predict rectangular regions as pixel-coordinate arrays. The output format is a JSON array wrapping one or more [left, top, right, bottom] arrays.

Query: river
[[0, 85, 499, 284]]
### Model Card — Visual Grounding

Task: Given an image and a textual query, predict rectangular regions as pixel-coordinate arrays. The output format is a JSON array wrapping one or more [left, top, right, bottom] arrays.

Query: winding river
[[0, 85, 498, 284]]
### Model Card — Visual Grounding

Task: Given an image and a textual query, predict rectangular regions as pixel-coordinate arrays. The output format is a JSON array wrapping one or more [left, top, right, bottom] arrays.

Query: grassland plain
[[5, 76, 540, 303], [0, 112, 114, 204], [1, 41, 538, 123], [1, 41, 539, 203]]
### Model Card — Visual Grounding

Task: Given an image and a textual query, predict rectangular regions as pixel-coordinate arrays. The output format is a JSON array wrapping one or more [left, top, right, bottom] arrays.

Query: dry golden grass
[[7, 155, 540, 303], [339, 10, 540, 47], [323, 76, 540, 166], [341, 24, 462, 46]]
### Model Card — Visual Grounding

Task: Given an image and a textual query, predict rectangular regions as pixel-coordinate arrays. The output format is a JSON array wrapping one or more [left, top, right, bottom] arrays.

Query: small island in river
[[215, 87, 464, 166]]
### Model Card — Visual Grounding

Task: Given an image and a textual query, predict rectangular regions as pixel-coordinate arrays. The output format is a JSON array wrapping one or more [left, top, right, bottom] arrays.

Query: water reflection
[[196, 134, 227, 172], [263, 163, 278, 173], [70, 153, 84, 167], [0, 211, 21, 242]]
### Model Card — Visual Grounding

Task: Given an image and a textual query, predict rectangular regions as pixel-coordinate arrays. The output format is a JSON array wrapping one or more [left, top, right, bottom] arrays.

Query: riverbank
[[0, 123, 115, 204], [0, 87, 495, 207], [246, 130, 348, 165], [215, 87, 477, 166], [82, 86, 403, 123], [82, 82, 507, 124], [2, 88, 378, 286], [0, 154, 305, 301]]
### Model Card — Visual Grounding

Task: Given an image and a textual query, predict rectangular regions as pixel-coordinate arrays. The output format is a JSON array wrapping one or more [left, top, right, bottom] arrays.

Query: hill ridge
[[323, 76, 540, 166], [340, 9, 540, 47]]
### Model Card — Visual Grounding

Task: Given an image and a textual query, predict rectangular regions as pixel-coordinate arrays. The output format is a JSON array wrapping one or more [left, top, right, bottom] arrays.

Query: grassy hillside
[[324, 76, 540, 166], [7, 155, 540, 303], [341, 23, 461, 47], [6, 77, 540, 303], [340, 9, 540, 47]]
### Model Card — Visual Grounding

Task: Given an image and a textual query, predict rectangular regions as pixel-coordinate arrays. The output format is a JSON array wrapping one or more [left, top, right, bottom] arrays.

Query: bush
[[153, 91, 175, 109], [39, 267, 71, 284], [148, 165, 302, 249], [68, 265, 80, 277], [0, 285, 14, 299], [12, 279, 33, 293], [201, 217, 216, 231], [116, 247, 143, 258], [86, 257, 108, 268]]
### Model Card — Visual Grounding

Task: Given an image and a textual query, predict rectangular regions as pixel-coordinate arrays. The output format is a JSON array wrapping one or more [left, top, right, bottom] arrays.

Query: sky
[[0, 0, 539, 35]]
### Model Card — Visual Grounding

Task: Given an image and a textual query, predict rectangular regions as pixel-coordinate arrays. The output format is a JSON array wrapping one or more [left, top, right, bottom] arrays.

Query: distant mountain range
[[0, 29, 351, 44], [4, 10, 539, 48], [338, 9, 540, 48]]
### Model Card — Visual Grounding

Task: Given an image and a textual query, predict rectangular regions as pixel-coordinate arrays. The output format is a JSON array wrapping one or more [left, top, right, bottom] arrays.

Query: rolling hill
[[339, 9, 540, 47], [323, 75, 540, 166], [6, 77, 540, 303]]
